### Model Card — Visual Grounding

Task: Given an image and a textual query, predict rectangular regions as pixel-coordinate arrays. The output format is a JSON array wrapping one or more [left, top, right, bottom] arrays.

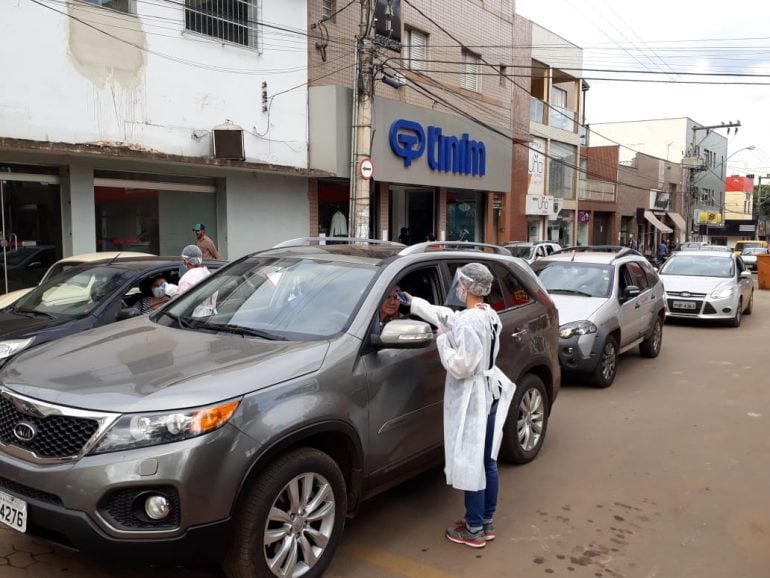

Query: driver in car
[[379, 284, 406, 329]]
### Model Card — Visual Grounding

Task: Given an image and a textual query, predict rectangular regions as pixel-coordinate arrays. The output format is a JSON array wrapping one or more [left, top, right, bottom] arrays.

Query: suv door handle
[[511, 328, 528, 338]]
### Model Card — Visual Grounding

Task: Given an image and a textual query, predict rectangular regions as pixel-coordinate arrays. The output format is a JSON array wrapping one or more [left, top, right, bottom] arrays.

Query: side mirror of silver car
[[623, 285, 641, 300], [372, 319, 434, 349], [739, 270, 752, 279]]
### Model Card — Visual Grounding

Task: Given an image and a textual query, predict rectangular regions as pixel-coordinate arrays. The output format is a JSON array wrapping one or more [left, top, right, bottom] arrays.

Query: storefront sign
[[649, 189, 670, 211], [578, 210, 591, 223], [697, 210, 722, 224], [525, 194, 555, 216], [528, 138, 546, 196], [389, 119, 486, 177]]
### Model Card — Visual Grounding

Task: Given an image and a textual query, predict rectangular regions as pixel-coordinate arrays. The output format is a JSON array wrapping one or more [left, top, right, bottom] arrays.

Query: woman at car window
[[140, 277, 170, 313]]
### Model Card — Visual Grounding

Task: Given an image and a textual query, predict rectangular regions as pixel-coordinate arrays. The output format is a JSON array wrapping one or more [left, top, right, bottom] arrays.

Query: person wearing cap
[[192, 223, 220, 260], [399, 263, 515, 549]]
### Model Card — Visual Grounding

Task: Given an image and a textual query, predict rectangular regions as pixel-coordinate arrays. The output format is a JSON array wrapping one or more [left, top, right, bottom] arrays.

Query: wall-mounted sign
[[389, 119, 486, 177], [525, 194, 556, 216], [528, 138, 546, 196], [578, 210, 591, 223], [697, 210, 722, 224], [650, 189, 670, 211]]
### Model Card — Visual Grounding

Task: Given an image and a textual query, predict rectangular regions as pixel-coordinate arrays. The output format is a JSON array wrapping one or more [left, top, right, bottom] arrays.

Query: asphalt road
[[2, 288, 769, 578]]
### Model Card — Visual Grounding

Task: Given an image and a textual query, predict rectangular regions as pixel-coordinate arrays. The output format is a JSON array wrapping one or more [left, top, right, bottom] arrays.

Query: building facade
[[307, 0, 524, 245], [1, 0, 317, 294], [590, 118, 728, 243], [722, 175, 757, 247]]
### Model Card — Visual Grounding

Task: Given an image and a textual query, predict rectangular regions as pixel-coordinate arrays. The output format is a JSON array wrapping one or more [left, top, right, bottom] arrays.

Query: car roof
[[59, 256, 227, 273], [540, 252, 624, 264], [673, 250, 734, 257], [58, 251, 155, 263]]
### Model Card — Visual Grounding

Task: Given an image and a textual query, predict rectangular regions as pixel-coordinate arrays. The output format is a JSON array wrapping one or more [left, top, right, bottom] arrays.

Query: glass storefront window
[[317, 181, 350, 238], [95, 186, 217, 257], [447, 191, 483, 242], [0, 176, 62, 294], [526, 216, 542, 242], [550, 209, 574, 246], [548, 142, 576, 199]]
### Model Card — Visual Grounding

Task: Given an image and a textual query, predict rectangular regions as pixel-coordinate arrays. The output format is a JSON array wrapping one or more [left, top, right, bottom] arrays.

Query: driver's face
[[380, 286, 401, 319]]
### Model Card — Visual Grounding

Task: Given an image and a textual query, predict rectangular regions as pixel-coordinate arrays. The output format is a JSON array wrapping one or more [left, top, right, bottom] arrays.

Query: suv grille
[[0, 397, 99, 458], [0, 475, 62, 505]]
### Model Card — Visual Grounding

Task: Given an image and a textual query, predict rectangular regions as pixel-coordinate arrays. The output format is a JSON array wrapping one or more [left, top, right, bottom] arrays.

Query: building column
[[60, 162, 95, 256], [378, 181, 389, 239]]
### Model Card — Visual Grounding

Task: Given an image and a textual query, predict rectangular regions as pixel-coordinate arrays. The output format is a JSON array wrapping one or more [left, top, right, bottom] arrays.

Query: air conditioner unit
[[212, 121, 245, 161]]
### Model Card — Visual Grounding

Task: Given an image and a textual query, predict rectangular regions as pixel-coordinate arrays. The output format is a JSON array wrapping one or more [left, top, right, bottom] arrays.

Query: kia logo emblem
[[13, 422, 37, 442]]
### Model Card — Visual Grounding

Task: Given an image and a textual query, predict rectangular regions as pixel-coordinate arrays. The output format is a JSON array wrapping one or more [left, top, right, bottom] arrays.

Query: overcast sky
[[516, 0, 770, 177]]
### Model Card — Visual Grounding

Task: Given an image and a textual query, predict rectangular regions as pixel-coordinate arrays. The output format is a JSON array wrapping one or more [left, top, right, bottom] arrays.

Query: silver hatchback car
[[0, 240, 560, 578], [530, 248, 666, 388]]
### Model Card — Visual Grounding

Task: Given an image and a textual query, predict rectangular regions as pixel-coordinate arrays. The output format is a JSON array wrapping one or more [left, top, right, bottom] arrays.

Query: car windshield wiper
[[202, 322, 288, 341], [548, 288, 595, 297], [12, 307, 55, 320]]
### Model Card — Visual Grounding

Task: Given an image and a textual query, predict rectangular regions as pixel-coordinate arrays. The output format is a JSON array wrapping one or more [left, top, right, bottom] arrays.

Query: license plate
[[0, 490, 27, 533], [672, 300, 697, 310]]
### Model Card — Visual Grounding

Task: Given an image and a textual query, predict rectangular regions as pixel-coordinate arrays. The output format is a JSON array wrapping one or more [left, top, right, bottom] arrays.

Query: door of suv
[[361, 265, 446, 479]]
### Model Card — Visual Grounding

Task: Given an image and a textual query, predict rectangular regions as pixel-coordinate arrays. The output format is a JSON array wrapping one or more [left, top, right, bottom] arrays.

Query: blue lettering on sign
[[389, 119, 486, 177]]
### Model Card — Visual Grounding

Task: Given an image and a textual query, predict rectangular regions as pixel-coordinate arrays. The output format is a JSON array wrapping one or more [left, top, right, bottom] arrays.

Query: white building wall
[[1, 0, 308, 168], [223, 174, 309, 259], [590, 119, 689, 163]]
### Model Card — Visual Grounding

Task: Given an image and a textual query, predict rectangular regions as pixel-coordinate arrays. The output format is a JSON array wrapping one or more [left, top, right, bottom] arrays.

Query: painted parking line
[[342, 543, 458, 578]]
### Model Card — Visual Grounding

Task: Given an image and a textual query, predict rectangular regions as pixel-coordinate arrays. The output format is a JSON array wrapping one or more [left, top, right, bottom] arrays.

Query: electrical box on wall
[[212, 121, 245, 161]]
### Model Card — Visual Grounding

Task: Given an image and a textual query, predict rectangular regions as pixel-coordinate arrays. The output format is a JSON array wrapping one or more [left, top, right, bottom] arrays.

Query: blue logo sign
[[389, 118, 486, 177]]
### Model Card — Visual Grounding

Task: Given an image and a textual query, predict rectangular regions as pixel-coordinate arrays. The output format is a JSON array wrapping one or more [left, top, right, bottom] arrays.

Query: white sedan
[[659, 250, 754, 327], [739, 247, 769, 272]]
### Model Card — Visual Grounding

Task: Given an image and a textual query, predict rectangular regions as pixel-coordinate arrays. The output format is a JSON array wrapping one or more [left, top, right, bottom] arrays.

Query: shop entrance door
[[390, 187, 436, 245], [0, 173, 62, 294]]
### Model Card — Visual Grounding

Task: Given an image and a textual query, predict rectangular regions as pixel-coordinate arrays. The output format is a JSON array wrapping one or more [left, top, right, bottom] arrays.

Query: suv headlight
[[559, 320, 598, 339], [710, 287, 734, 299], [0, 338, 34, 360], [91, 399, 240, 454]]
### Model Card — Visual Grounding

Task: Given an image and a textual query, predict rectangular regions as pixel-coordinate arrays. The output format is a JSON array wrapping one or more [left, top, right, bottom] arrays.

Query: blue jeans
[[464, 400, 499, 532]]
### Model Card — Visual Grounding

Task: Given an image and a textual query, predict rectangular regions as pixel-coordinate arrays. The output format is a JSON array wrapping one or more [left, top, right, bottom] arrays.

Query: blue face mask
[[178, 263, 188, 277]]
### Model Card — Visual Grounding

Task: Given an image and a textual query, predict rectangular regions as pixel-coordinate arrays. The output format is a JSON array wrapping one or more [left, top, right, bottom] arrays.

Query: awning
[[643, 210, 673, 234], [667, 211, 687, 231]]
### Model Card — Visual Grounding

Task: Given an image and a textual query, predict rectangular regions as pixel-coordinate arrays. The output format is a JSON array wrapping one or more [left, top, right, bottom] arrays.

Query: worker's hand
[[397, 291, 412, 305]]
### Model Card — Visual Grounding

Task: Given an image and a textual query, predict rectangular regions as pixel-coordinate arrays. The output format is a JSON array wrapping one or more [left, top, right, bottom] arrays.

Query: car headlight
[[0, 338, 35, 360], [91, 399, 241, 454], [559, 320, 598, 339], [710, 287, 734, 299]]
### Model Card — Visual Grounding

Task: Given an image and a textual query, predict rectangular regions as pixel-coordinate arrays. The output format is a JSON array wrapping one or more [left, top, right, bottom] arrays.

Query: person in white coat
[[403, 263, 515, 549]]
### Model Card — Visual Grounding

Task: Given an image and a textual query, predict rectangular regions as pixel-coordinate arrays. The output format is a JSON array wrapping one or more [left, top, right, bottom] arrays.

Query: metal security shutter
[[406, 29, 428, 71]]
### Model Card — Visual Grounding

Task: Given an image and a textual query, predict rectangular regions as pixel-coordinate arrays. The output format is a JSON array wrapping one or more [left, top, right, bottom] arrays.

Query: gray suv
[[0, 240, 560, 578]]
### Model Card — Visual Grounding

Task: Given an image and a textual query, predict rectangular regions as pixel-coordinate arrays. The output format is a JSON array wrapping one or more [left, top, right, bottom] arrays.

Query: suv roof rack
[[398, 241, 512, 256], [272, 237, 405, 249], [552, 245, 640, 256]]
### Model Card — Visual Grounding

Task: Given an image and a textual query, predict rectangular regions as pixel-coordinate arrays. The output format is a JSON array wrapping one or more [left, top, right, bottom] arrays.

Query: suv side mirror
[[623, 285, 641, 300], [371, 319, 434, 349]]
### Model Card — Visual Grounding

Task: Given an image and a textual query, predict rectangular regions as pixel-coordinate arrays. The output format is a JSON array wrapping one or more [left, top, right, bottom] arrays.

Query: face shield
[[444, 263, 493, 308]]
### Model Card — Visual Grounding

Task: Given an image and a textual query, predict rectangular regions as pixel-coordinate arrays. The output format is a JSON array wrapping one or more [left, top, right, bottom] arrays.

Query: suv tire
[[639, 315, 663, 358], [224, 448, 347, 578], [499, 373, 549, 464], [589, 335, 618, 388]]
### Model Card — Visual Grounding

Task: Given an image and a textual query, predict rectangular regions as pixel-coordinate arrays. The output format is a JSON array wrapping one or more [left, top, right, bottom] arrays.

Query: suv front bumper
[[0, 426, 249, 562]]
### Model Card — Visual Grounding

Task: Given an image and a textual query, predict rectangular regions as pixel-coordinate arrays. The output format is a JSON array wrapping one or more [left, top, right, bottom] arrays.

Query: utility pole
[[687, 121, 741, 241], [348, 0, 375, 240]]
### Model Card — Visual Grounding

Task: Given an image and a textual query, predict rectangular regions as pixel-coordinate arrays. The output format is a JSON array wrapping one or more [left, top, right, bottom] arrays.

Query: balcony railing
[[549, 105, 576, 132], [579, 179, 616, 202]]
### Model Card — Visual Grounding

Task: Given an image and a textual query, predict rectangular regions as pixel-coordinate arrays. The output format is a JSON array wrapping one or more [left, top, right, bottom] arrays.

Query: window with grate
[[461, 50, 481, 92], [322, 0, 336, 21], [83, 0, 135, 14], [404, 28, 428, 71], [185, 0, 257, 48]]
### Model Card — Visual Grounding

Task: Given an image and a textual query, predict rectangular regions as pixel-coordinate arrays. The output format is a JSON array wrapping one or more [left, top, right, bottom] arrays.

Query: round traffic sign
[[359, 158, 374, 180]]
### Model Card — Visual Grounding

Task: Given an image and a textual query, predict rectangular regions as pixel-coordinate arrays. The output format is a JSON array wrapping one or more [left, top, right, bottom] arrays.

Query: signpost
[[359, 158, 374, 180]]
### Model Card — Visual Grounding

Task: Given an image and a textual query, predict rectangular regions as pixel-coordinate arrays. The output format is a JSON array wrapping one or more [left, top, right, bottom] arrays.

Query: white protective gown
[[410, 297, 515, 492]]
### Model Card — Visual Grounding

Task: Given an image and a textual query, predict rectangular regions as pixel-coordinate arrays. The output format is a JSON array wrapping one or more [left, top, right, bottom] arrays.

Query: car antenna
[[107, 252, 122, 265], [571, 249, 577, 262]]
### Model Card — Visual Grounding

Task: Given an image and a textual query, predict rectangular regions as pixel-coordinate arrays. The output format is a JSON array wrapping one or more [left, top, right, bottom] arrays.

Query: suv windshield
[[660, 255, 734, 278], [14, 265, 132, 317], [159, 257, 377, 340], [530, 261, 614, 298]]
